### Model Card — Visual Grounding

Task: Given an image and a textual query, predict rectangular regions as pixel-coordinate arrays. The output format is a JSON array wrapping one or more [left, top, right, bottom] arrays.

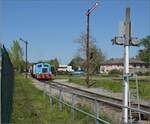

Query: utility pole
[[85, 1, 99, 87], [111, 7, 141, 124], [19, 38, 28, 78]]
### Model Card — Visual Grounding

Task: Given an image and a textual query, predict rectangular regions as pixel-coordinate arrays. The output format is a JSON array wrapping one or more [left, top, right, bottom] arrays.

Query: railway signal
[[85, 1, 99, 87], [19, 38, 28, 78], [111, 7, 141, 124]]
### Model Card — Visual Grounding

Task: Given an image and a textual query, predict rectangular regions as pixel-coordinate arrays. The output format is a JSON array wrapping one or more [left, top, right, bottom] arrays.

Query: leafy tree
[[0, 42, 2, 48], [9, 40, 24, 72], [75, 32, 105, 74], [46, 58, 59, 75], [75, 32, 96, 57], [138, 36, 150, 67], [47, 58, 59, 69], [68, 55, 84, 70], [90, 45, 105, 74]]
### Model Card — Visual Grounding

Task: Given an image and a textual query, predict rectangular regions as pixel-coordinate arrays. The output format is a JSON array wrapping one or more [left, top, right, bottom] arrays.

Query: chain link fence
[[1, 45, 14, 124]]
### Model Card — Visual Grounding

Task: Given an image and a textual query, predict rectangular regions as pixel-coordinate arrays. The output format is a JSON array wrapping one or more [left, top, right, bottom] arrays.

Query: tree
[[90, 45, 105, 74], [0, 42, 2, 48], [47, 58, 59, 68], [137, 36, 150, 67], [75, 32, 105, 74], [75, 32, 96, 57], [9, 40, 24, 72], [46, 58, 59, 75], [68, 55, 84, 70]]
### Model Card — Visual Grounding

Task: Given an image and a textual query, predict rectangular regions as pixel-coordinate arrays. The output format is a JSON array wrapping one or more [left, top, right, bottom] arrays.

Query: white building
[[57, 64, 74, 72], [100, 58, 146, 74]]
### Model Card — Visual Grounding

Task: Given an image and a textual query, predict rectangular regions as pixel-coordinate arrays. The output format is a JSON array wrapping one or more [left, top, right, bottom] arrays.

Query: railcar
[[31, 63, 52, 80]]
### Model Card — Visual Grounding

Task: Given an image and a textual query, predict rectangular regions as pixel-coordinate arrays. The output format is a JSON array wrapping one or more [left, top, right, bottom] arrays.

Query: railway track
[[49, 80, 150, 118]]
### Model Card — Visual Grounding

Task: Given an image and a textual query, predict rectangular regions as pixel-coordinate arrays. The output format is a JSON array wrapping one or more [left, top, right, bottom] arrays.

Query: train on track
[[30, 63, 53, 80]]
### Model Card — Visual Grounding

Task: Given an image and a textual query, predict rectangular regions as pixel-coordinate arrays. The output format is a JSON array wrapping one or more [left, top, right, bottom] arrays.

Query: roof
[[101, 58, 146, 65]]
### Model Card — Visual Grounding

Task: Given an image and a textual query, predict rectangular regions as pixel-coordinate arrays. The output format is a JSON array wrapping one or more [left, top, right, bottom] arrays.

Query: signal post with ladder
[[111, 7, 141, 124]]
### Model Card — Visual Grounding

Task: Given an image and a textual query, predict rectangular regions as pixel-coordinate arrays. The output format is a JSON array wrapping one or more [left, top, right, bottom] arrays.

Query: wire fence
[[42, 82, 111, 124], [41, 80, 150, 124], [1, 45, 14, 124]]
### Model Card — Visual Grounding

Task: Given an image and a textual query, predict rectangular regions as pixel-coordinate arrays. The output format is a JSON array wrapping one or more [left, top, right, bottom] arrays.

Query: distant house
[[57, 64, 74, 72], [100, 58, 146, 74]]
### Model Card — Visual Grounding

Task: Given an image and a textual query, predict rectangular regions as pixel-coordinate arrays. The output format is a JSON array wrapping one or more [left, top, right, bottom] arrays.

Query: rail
[[51, 81, 150, 115], [38, 79, 150, 124]]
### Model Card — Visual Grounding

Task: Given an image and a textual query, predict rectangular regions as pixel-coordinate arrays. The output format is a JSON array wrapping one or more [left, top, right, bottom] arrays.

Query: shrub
[[108, 69, 123, 76]]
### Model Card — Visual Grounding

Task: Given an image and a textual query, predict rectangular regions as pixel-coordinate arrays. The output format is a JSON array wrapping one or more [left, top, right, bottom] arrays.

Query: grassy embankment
[[11, 74, 111, 124], [57, 75, 150, 100]]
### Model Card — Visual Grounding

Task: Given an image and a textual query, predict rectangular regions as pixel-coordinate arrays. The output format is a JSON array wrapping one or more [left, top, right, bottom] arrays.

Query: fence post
[[95, 100, 100, 124], [43, 82, 46, 97], [59, 89, 62, 111], [49, 85, 53, 109], [71, 93, 76, 119]]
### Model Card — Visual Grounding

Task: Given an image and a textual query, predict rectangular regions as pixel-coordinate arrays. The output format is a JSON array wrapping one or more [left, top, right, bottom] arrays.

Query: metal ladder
[[129, 74, 141, 124]]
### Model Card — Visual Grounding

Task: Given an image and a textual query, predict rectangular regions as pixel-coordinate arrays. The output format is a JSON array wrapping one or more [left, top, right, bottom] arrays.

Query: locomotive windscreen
[[42, 68, 48, 73]]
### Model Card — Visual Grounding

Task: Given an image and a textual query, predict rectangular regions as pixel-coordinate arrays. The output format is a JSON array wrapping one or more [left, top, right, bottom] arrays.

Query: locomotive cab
[[31, 63, 52, 80]]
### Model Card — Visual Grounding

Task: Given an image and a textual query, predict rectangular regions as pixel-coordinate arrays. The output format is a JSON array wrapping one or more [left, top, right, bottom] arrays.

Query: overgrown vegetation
[[11, 75, 111, 124], [9, 40, 25, 72], [137, 36, 150, 67], [108, 69, 123, 77]]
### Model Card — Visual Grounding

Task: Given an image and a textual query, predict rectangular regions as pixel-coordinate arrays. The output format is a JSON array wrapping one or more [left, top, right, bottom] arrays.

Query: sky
[[0, 0, 150, 64]]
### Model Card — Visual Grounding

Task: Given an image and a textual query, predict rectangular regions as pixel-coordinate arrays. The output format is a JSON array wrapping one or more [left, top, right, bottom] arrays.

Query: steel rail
[[52, 80, 149, 110], [52, 80, 122, 101]]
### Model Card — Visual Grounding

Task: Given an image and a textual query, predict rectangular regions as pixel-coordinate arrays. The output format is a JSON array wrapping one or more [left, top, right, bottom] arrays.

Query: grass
[[11, 74, 111, 124], [11, 75, 52, 124], [68, 76, 150, 100], [69, 76, 122, 92], [54, 74, 72, 79]]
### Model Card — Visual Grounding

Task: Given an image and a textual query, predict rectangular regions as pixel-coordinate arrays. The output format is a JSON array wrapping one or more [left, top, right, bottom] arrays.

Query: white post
[[112, 7, 140, 124], [59, 89, 62, 111], [123, 7, 131, 124], [49, 85, 53, 109], [95, 100, 100, 124], [71, 94, 76, 119], [123, 45, 129, 124]]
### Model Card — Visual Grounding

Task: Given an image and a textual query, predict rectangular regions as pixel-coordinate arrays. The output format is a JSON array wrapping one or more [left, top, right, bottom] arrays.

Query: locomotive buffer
[[111, 7, 141, 124]]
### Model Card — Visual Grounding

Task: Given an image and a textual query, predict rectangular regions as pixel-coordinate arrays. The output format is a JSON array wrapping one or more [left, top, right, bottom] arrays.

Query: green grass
[[68, 76, 150, 100], [11, 74, 111, 124], [11, 75, 52, 124], [69, 77, 122, 92], [54, 74, 71, 79]]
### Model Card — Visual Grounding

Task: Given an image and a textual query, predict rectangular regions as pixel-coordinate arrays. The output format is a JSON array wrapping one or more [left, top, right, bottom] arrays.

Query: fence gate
[[1, 45, 14, 124]]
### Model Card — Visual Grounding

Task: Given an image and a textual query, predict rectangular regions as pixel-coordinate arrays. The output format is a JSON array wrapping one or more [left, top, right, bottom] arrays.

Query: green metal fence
[[1, 45, 14, 124]]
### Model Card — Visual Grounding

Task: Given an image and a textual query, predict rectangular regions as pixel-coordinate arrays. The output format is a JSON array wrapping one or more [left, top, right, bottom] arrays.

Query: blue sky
[[1, 0, 149, 64]]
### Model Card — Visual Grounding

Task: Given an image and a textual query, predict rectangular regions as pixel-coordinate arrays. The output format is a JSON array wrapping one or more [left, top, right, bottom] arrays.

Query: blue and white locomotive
[[31, 63, 52, 80]]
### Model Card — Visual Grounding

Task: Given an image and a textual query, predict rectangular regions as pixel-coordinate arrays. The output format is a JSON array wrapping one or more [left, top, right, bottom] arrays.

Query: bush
[[136, 71, 149, 76], [57, 71, 68, 75], [108, 69, 123, 76]]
